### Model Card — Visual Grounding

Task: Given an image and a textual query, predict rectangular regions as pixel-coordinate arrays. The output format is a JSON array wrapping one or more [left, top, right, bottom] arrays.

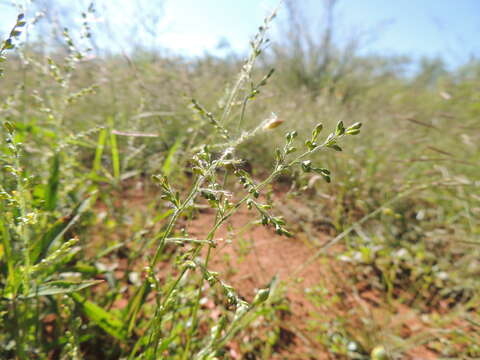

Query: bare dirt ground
[[189, 207, 330, 359], [188, 206, 439, 360], [93, 180, 445, 359]]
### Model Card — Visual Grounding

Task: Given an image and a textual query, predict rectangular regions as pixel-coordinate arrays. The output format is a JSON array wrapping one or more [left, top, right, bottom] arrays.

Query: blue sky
[[1, 0, 479, 67]]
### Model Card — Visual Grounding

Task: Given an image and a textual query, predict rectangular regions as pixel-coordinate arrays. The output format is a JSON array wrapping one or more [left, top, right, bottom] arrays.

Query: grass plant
[[0, 2, 478, 359]]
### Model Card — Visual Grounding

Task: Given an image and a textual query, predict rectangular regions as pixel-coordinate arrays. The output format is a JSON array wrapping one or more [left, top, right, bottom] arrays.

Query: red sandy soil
[[93, 180, 449, 359], [187, 206, 439, 360]]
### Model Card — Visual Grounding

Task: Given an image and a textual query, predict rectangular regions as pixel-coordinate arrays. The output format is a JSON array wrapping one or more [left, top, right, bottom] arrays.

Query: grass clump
[[0, 1, 479, 359], [0, 6, 363, 359]]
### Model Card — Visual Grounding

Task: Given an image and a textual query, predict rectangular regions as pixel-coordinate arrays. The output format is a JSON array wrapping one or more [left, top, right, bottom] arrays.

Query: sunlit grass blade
[[31, 194, 96, 263], [45, 153, 60, 211], [162, 136, 183, 176], [23, 280, 103, 298], [126, 282, 150, 334], [71, 292, 128, 341], [93, 128, 107, 174], [109, 117, 121, 181]]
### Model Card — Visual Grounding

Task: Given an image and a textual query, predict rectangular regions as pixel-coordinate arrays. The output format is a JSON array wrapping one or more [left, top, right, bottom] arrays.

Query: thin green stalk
[[182, 216, 226, 359], [13, 149, 32, 301], [13, 300, 26, 359], [220, 6, 278, 126], [182, 168, 232, 357]]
